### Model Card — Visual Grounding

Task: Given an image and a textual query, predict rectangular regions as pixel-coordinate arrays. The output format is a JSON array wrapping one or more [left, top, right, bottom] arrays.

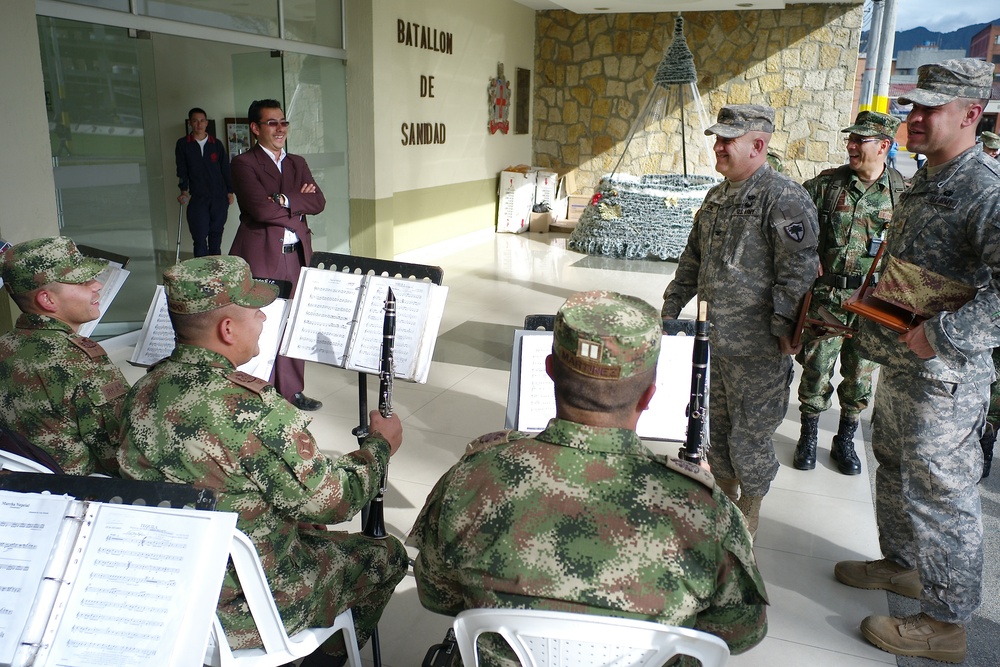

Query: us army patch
[[227, 370, 271, 394], [927, 194, 959, 209], [784, 221, 805, 242], [69, 336, 107, 359], [663, 456, 715, 489]]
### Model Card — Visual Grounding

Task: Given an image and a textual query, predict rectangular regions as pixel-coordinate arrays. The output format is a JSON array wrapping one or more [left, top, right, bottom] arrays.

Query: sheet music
[[0, 492, 75, 666], [237, 298, 291, 380], [37, 504, 236, 667], [347, 276, 433, 378], [281, 268, 448, 383], [129, 286, 175, 367], [280, 269, 365, 366], [78, 262, 130, 339], [511, 332, 694, 441]]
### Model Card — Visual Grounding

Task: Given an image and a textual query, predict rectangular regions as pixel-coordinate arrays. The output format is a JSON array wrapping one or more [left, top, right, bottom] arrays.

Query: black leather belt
[[816, 272, 874, 289], [281, 242, 301, 254]]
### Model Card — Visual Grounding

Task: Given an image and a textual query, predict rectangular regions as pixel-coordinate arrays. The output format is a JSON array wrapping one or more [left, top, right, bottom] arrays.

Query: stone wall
[[533, 5, 864, 188]]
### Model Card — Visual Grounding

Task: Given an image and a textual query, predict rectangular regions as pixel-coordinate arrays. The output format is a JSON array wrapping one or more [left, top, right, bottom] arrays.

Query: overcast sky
[[887, 0, 999, 34]]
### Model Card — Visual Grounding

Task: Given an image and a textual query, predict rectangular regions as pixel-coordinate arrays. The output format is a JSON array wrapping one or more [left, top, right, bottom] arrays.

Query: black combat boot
[[793, 414, 819, 470], [830, 416, 862, 475], [981, 421, 995, 482]]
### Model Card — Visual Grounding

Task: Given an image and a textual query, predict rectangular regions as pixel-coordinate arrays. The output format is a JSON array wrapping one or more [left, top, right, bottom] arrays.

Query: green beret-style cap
[[842, 110, 900, 138], [164, 255, 278, 314], [0, 236, 107, 296], [553, 291, 661, 380]]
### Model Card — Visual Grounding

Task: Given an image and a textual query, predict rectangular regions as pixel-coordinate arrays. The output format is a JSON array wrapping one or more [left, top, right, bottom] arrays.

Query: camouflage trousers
[[872, 367, 987, 623], [220, 530, 408, 657], [796, 303, 877, 419], [707, 354, 792, 497]]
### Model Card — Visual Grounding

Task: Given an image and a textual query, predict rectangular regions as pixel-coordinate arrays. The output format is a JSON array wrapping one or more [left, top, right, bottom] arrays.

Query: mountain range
[[861, 18, 1000, 57]]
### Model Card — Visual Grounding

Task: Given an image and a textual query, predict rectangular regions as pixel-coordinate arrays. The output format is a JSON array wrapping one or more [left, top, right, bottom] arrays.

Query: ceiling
[[512, 0, 858, 14]]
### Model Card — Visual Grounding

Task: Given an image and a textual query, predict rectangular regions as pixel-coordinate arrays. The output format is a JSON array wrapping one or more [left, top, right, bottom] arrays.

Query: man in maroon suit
[[230, 99, 325, 410]]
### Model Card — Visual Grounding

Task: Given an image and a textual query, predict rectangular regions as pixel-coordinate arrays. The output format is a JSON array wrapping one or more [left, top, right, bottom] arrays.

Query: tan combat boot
[[834, 558, 921, 599], [860, 613, 966, 663]]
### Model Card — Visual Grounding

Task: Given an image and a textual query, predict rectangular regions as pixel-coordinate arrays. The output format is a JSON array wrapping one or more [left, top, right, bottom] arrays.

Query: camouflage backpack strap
[[662, 455, 715, 489], [68, 334, 108, 360], [226, 370, 271, 395], [821, 164, 854, 226], [886, 166, 906, 206]]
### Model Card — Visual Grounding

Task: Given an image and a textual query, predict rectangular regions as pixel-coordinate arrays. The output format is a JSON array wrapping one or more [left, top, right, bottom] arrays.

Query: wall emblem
[[488, 62, 510, 135]]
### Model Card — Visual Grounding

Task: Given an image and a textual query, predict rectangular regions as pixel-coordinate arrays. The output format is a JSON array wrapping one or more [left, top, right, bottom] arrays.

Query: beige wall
[[347, 0, 537, 256], [533, 5, 864, 188], [0, 4, 60, 330]]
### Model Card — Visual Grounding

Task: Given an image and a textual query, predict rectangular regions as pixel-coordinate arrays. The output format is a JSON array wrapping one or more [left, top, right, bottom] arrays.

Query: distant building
[[893, 44, 967, 82], [969, 24, 1000, 72]]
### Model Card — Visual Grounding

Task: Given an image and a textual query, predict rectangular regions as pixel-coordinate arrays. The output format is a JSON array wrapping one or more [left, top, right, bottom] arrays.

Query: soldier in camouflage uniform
[[117, 256, 407, 667], [0, 236, 129, 475], [835, 59, 1000, 663], [662, 105, 819, 536], [793, 111, 905, 475], [408, 291, 768, 666], [980, 130, 999, 158]]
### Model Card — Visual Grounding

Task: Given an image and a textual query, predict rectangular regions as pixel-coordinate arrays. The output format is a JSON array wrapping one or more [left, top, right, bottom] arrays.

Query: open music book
[[279, 267, 448, 383], [0, 490, 236, 667], [129, 286, 290, 382], [76, 246, 131, 339], [505, 331, 697, 441]]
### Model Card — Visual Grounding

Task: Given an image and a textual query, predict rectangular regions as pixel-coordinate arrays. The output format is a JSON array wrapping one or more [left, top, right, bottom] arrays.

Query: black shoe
[[793, 414, 819, 470], [292, 392, 323, 411], [981, 422, 995, 481], [830, 417, 861, 475]]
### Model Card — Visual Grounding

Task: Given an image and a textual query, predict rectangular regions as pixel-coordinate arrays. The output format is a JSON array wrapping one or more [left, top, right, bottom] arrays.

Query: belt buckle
[[836, 276, 849, 289]]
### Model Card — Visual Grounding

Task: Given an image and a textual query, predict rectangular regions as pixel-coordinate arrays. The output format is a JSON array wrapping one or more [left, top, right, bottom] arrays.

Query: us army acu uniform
[[795, 111, 906, 475], [0, 237, 128, 475], [662, 105, 819, 531], [118, 256, 406, 659], [409, 292, 768, 667], [840, 60, 1000, 655]]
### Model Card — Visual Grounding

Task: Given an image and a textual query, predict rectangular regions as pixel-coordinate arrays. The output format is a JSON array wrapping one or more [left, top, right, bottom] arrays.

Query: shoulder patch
[[227, 370, 271, 395], [663, 456, 716, 489], [69, 335, 107, 360], [101, 379, 128, 402], [465, 429, 531, 455]]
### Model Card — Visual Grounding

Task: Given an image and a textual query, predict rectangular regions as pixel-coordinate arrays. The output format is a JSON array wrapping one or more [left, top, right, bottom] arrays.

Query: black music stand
[[0, 471, 218, 510], [308, 252, 443, 667]]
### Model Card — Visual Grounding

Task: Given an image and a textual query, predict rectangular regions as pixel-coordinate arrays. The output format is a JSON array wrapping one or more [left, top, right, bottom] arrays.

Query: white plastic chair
[[203, 529, 363, 667], [453, 608, 730, 667], [0, 449, 53, 473]]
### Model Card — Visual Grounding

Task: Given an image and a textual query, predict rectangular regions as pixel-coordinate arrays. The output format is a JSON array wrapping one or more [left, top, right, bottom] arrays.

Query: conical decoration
[[568, 16, 720, 262]]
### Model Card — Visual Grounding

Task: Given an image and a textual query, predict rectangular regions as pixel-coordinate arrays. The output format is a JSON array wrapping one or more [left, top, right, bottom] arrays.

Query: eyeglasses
[[260, 120, 290, 128], [844, 136, 880, 146]]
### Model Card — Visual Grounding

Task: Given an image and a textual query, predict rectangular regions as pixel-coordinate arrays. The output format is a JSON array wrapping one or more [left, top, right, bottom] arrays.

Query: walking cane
[[175, 201, 185, 264]]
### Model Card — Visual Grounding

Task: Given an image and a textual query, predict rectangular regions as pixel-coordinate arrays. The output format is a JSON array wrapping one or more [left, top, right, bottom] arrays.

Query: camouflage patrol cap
[[981, 131, 1000, 150], [163, 255, 277, 314], [898, 58, 995, 107], [553, 291, 661, 380], [0, 236, 107, 296], [842, 110, 900, 138], [705, 105, 775, 138]]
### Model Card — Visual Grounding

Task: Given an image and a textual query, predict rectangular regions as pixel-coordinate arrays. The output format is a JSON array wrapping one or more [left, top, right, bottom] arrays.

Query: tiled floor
[[107, 229, 897, 666]]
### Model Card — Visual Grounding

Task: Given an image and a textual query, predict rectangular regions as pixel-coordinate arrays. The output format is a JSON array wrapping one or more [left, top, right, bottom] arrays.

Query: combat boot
[[735, 494, 763, 539], [860, 613, 966, 663], [981, 421, 995, 481], [714, 477, 739, 503], [793, 414, 819, 470], [830, 416, 861, 475]]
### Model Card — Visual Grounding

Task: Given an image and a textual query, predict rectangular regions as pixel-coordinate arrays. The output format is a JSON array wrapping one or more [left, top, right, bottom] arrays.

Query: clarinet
[[682, 301, 710, 465], [363, 287, 395, 540]]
